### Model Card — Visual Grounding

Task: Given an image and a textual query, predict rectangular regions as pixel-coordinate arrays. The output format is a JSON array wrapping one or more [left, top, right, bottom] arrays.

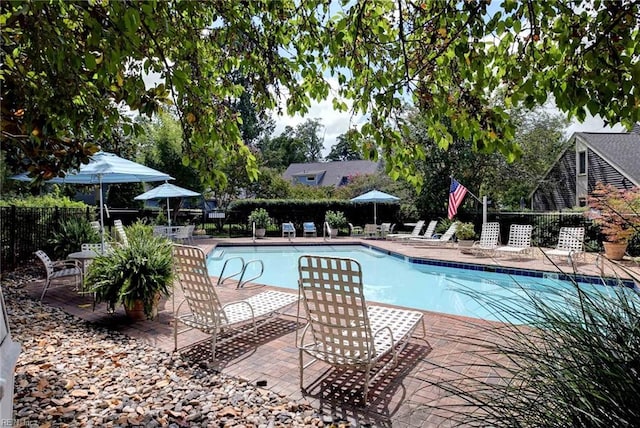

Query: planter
[[457, 240, 475, 254], [255, 228, 266, 239], [330, 228, 338, 238], [124, 294, 161, 321], [603, 242, 628, 260]]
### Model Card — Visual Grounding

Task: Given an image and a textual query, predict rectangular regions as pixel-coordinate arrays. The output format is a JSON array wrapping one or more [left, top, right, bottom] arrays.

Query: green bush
[[455, 222, 476, 240], [49, 217, 100, 258], [0, 194, 88, 208], [248, 208, 272, 228], [325, 210, 347, 228], [86, 222, 173, 319]]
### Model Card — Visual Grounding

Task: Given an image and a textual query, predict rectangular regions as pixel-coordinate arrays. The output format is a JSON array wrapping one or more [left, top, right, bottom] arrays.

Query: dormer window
[[306, 175, 315, 182]]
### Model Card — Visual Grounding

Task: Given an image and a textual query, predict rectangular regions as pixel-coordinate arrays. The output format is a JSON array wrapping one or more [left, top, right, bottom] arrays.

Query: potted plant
[[455, 222, 476, 254], [86, 222, 173, 320], [587, 182, 640, 260], [248, 208, 272, 238], [325, 210, 347, 237]]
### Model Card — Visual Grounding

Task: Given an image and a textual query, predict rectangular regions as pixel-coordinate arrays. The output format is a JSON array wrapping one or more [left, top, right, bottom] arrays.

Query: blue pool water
[[206, 244, 621, 322]]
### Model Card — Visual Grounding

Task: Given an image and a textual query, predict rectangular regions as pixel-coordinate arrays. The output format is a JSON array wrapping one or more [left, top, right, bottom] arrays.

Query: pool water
[[206, 245, 617, 322]]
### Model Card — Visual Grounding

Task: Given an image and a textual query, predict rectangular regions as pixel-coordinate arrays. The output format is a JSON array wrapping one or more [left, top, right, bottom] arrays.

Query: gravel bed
[[2, 267, 351, 427]]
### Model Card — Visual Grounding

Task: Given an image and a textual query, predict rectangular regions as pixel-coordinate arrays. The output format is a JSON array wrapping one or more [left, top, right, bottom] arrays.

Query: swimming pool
[[206, 244, 625, 322]]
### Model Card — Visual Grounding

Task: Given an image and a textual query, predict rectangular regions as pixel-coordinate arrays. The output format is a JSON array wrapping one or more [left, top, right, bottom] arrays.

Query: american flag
[[448, 178, 467, 220]]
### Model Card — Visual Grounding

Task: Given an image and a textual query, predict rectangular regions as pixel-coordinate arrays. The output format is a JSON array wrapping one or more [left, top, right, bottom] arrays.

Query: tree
[[326, 130, 363, 161], [3, 1, 638, 189], [294, 118, 325, 162], [259, 126, 306, 171]]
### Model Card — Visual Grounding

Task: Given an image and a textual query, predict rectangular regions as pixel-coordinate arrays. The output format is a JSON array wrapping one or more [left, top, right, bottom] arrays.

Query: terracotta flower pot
[[124, 294, 161, 321], [603, 242, 628, 261]]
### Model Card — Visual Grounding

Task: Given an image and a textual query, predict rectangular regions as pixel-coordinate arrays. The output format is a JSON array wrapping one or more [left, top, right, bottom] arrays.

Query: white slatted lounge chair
[[172, 245, 299, 360], [400, 220, 438, 244], [544, 227, 585, 264], [35, 250, 83, 301], [90, 221, 101, 234], [469, 222, 501, 256], [386, 220, 425, 240], [409, 222, 459, 247], [297, 255, 426, 403], [282, 222, 296, 240], [495, 224, 533, 259], [303, 222, 317, 237], [113, 219, 129, 247]]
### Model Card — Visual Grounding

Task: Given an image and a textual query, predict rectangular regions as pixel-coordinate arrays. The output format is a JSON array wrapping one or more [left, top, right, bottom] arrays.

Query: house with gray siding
[[530, 125, 640, 211], [283, 160, 380, 187]]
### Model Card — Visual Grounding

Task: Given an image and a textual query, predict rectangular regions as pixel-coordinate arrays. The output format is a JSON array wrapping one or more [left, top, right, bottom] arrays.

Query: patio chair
[[469, 222, 501, 257], [297, 255, 426, 403], [363, 223, 378, 238], [282, 222, 296, 240], [173, 225, 195, 244], [349, 223, 364, 237], [386, 220, 425, 240], [113, 219, 129, 247], [544, 227, 585, 264], [172, 245, 299, 360], [303, 222, 317, 237], [379, 223, 393, 239], [408, 222, 459, 246], [35, 250, 83, 301], [90, 221, 101, 234], [495, 224, 533, 259]]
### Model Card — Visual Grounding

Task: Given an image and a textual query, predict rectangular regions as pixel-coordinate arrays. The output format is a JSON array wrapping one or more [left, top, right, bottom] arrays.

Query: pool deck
[[25, 236, 640, 427]]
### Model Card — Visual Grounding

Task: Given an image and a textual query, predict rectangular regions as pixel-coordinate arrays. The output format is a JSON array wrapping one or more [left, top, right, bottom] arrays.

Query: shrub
[[49, 217, 100, 258], [325, 210, 347, 228], [247, 208, 272, 228], [87, 222, 173, 319]]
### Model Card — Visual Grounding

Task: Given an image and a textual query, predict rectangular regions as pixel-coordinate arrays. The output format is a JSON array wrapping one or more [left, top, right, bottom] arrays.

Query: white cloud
[[271, 78, 365, 156]]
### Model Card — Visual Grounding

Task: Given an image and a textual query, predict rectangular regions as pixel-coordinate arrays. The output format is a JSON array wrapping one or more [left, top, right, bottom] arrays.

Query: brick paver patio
[[22, 236, 639, 427]]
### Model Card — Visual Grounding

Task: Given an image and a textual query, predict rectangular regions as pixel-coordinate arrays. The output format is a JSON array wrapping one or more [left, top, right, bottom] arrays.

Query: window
[[578, 197, 587, 207], [578, 151, 586, 175], [306, 175, 315, 182]]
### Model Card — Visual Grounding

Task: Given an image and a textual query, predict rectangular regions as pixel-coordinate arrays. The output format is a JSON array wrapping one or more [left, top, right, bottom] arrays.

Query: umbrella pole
[[99, 175, 105, 254], [374, 202, 377, 225], [166, 197, 171, 227]]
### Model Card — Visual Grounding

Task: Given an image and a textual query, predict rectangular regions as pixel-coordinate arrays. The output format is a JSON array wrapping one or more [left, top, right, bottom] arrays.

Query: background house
[[530, 125, 640, 211], [282, 160, 380, 187]]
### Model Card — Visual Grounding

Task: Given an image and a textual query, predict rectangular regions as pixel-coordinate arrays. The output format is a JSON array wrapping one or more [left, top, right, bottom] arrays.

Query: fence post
[[10, 205, 16, 268]]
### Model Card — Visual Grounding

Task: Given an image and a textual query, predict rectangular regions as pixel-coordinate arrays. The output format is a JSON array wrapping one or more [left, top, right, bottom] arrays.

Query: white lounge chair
[[113, 219, 129, 247], [297, 255, 426, 403], [282, 222, 296, 239], [409, 222, 458, 246], [35, 250, 83, 301], [172, 245, 299, 360], [495, 224, 533, 259], [400, 220, 438, 244], [386, 220, 425, 240], [544, 227, 585, 264], [469, 222, 501, 257], [303, 222, 317, 237]]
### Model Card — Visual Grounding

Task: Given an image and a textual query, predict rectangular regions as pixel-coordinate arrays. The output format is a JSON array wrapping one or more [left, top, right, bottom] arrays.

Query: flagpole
[[450, 176, 482, 203]]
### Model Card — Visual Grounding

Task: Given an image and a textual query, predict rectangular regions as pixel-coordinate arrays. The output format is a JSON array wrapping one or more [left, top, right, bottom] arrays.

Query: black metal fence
[[1, 206, 638, 269], [0, 206, 95, 269]]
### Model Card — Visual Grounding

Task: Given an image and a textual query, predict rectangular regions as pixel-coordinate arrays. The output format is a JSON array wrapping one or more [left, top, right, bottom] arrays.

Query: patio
[[21, 236, 640, 427]]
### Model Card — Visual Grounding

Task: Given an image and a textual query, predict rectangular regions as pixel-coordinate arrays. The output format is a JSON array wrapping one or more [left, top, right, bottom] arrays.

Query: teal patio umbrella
[[12, 152, 173, 250], [350, 189, 400, 224], [134, 182, 200, 227]]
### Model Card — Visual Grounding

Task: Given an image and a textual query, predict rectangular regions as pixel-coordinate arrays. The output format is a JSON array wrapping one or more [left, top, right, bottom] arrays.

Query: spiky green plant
[[49, 217, 100, 258], [417, 271, 640, 427], [86, 222, 173, 319]]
